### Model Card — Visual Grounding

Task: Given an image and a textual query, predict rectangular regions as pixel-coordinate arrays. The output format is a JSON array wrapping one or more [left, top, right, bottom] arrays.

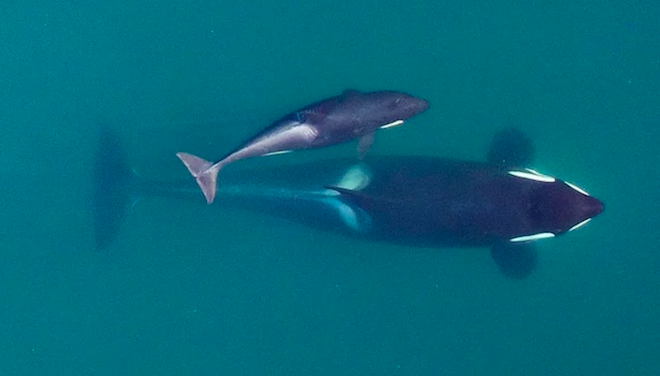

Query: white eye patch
[[380, 119, 404, 129], [509, 232, 555, 242], [508, 168, 555, 183], [568, 218, 592, 232], [565, 182, 590, 196]]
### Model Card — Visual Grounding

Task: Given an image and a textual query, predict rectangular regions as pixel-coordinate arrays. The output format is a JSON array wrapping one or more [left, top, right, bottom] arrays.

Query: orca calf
[[96, 127, 603, 279], [176, 89, 429, 203]]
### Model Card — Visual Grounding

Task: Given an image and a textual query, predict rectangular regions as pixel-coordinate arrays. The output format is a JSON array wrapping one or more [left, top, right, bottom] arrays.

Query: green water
[[1, 0, 659, 375]]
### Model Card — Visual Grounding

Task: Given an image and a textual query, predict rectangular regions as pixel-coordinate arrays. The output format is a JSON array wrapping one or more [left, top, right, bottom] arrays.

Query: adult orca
[[176, 90, 429, 203], [94, 127, 604, 279]]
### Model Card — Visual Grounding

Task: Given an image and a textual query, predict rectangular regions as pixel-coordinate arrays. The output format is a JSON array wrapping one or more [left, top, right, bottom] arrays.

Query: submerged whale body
[[95, 127, 604, 279]]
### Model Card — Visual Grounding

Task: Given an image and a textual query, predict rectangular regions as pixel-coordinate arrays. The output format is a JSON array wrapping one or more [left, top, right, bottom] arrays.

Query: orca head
[[359, 91, 430, 128], [529, 179, 604, 236]]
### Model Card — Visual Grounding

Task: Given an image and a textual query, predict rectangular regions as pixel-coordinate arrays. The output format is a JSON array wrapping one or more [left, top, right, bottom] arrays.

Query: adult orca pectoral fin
[[357, 132, 375, 160], [176, 152, 222, 204], [486, 128, 535, 168], [490, 242, 538, 279]]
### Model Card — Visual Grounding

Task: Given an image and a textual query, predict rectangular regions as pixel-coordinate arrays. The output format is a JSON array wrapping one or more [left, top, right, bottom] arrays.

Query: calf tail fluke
[[176, 152, 221, 204]]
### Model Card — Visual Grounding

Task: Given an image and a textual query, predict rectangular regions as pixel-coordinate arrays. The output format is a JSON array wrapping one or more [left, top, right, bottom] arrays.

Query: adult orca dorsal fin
[[486, 128, 535, 168], [325, 185, 370, 201], [324, 186, 396, 207], [490, 242, 538, 279]]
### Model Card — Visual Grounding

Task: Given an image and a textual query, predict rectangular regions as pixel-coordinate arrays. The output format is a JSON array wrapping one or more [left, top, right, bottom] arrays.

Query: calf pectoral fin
[[490, 242, 538, 279], [357, 132, 375, 159]]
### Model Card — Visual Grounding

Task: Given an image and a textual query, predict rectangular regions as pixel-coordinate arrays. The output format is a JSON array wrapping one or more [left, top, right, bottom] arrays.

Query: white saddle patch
[[321, 197, 372, 233], [336, 163, 373, 191]]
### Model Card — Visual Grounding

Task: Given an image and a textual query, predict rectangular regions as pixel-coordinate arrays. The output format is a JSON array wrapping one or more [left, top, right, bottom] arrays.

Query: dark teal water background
[[1, 0, 659, 375]]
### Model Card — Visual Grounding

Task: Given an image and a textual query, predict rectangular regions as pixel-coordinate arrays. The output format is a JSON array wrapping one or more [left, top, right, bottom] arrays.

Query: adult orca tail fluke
[[176, 152, 221, 204], [93, 126, 137, 250]]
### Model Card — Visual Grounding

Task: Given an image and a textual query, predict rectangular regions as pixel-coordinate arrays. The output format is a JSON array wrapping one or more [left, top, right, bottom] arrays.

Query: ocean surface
[[1, 0, 659, 375]]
